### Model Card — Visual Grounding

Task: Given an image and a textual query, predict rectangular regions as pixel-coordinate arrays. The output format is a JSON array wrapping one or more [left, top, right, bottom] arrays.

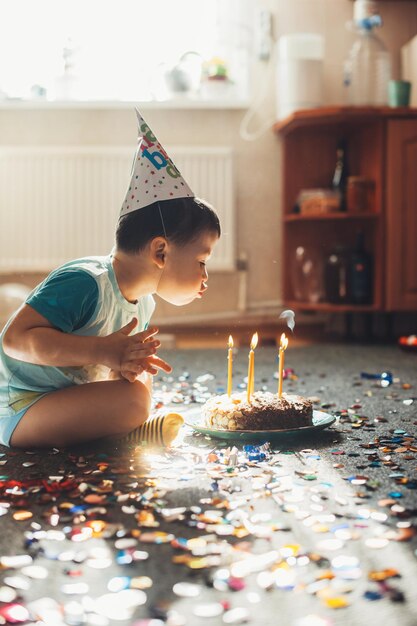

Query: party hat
[[120, 109, 195, 217]]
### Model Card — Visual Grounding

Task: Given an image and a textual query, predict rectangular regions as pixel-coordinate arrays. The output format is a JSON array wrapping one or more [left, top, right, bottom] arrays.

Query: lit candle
[[278, 333, 289, 397], [247, 332, 258, 403], [227, 335, 233, 397]]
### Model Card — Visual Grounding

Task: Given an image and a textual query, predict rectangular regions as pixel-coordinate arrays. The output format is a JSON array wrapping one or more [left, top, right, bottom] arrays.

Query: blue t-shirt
[[27, 269, 99, 333], [0, 255, 155, 419]]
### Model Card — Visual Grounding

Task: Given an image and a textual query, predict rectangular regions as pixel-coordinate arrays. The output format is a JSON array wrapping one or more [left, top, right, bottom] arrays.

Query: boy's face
[[156, 230, 219, 306]]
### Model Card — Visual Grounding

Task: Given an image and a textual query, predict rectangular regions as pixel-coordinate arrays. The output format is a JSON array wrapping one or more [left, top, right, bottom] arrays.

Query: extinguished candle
[[227, 335, 233, 397], [278, 333, 289, 397], [247, 332, 258, 404]]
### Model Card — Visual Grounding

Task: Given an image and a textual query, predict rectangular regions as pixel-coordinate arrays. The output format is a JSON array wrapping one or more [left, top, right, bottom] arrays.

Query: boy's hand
[[103, 318, 172, 383]]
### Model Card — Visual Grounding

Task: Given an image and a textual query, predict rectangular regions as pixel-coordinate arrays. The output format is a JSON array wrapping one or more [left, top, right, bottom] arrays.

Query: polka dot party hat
[[120, 109, 195, 217]]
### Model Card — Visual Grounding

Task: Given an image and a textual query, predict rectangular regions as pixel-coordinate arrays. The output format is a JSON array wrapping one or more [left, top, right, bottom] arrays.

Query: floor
[[0, 342, 417, 626]]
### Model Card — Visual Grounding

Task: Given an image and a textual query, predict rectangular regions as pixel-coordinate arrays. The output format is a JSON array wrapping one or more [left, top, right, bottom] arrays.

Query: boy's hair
[[115, 197, 221, 253]]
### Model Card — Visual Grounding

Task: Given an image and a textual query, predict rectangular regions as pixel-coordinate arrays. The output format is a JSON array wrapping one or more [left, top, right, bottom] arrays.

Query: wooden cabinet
[[275, 106, 417, 313], [386, 119, 417, 310]]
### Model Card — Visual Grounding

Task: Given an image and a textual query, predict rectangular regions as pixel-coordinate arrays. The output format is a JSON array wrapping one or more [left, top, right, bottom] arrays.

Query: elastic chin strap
[[158, 202, 167, 239], [156, 202, 167, 292]]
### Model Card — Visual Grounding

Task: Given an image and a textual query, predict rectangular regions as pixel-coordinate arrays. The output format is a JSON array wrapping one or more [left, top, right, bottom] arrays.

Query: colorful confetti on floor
[[0, 344, 416, 625]]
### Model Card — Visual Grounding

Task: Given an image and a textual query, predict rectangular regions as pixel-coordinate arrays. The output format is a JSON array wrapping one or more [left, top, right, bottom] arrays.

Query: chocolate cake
[[202, 391, 313, 431]]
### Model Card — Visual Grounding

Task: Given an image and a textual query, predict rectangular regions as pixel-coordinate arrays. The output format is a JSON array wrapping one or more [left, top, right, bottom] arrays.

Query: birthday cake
[[202, 391, 313, 431]]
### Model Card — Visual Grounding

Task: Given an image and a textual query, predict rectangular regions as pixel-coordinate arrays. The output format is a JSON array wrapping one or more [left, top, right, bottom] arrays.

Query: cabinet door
[[386, 119, 417, 311]]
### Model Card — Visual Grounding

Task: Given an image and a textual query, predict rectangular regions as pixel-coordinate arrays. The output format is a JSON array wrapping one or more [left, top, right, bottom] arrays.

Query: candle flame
[[280, 333, 289, 350], [228, 335, 234, 348], [250, 332, 258, 350]]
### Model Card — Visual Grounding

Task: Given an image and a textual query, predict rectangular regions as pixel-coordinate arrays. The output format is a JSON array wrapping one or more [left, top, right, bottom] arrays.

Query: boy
[[0, 112, 220, 448]]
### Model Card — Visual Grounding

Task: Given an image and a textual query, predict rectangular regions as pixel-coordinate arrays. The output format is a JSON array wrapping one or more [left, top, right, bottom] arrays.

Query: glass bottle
[[324, 245, 349, 303], [348, 231, 373, 304], [331, 140, 348, 212], [291, 246, 324, 303]]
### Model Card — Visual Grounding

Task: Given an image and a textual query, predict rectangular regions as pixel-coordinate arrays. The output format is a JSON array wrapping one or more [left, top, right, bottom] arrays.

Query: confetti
[[0, 356, 414, 624], [0, 603, 30, 623], [193, 603, 225, 618], [222, 607, 251, 623], [172, 582, 202, 597]]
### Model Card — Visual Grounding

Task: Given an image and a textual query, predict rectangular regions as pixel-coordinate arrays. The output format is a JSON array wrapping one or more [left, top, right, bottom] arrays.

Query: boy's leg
[[10, 379, 151, 448]]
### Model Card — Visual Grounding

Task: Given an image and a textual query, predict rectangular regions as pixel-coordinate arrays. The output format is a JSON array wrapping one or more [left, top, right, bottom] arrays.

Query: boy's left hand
[[105, 321, 172, 383], [117, 326, 172, 381], [120, 353, 172, 382], [108, 369, 155, 393]]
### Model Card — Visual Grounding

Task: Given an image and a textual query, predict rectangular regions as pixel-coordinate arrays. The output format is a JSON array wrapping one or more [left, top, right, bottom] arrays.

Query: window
[[0, 0, 252, 103]]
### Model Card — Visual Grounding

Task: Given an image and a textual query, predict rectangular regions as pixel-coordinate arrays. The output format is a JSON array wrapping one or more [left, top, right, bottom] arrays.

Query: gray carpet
[[0, 342, 416, 626]]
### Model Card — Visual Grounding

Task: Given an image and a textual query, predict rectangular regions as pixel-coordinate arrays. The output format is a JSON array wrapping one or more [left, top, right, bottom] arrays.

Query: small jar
[[346, 176, 375, 213]]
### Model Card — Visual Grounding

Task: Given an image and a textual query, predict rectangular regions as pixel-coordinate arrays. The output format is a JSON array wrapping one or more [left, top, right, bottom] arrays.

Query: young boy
[[0, 112, 220, 448]]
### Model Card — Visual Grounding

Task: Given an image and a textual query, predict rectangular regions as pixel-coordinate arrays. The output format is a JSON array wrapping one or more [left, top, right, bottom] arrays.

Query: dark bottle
[[324, 245, 349, 303], [349, 231, 373, 304], [332, 139, 348, 211]]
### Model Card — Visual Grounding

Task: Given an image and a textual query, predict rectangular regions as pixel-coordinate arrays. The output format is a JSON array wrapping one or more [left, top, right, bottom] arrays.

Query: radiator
[[0, 146, 235, 272]]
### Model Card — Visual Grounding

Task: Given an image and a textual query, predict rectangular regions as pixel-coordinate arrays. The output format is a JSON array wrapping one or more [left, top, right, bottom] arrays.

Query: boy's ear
[[150, 237, 168, 269]]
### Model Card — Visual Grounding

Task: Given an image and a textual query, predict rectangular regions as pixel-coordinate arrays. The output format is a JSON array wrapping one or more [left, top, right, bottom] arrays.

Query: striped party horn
[[124, 412, 184, 446]]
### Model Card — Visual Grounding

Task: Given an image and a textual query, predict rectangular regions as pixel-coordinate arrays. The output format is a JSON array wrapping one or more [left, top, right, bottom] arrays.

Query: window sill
[[0, 97, 250, 110]]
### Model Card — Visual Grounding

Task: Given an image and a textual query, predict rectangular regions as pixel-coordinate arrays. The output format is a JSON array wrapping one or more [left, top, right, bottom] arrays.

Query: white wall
[[0, 0, 416, 324]]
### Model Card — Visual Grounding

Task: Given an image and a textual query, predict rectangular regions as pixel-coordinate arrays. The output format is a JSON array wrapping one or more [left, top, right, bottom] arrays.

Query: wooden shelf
[[274, 106, 417, 136], [276, 106, 417, 313], [284, 212, 379, 222], [285, 301, 378, 313]]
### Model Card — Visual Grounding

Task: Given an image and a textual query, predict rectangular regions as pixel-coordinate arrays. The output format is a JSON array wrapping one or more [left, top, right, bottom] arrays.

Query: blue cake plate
[[183, 408, 336, 442]]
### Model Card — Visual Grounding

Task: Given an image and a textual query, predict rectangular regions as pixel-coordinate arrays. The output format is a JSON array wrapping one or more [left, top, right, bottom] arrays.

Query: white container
[[276, 33, 324, 120]]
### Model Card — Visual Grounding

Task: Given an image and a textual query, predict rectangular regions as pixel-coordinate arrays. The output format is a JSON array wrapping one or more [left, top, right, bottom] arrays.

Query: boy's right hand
[[102, 318, 172, 383]]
